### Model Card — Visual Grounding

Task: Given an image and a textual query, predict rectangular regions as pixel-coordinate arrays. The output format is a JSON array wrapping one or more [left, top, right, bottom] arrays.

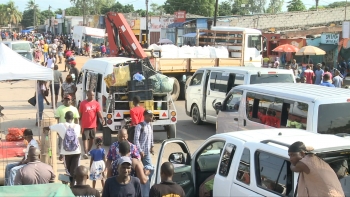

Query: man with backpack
[[43, 111, 81, 187]]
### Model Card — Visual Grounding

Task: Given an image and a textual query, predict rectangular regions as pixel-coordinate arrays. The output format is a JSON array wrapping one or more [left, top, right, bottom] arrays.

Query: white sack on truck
[[149, 73, 174, 93], [209, 46, 229, 58], [195, 46, 211, 58], [159, 45, 178, 58], [178, 45, 195, 58]]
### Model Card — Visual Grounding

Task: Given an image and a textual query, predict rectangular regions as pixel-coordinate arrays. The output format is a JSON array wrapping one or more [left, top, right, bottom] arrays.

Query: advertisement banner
[[321, 33, 340, 44], [174, 11, 186, 23]]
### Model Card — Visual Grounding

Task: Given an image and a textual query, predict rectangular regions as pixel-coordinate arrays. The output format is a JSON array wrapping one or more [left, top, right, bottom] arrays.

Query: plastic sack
[[6, 127, 25, 141], [149, 73, 174, 93], [112, 65, 131, 86], [104, 74, 114, 88], [133, 73, 145, 81]]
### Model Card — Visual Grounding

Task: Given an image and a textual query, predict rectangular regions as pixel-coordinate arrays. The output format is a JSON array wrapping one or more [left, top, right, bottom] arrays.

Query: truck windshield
[[250, 74, 294, 84], [318, 103, 350, 135], [85, 35, 105, 45]]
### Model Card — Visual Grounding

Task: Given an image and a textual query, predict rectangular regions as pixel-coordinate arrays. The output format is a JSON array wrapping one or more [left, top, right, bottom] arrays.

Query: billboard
[[174, 11, 186, 23]]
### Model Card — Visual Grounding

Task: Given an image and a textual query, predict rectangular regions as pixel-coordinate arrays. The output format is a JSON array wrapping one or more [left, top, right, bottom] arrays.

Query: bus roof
[[211, 26, 261, 34], [197, 67, 293, 74], [233, 83, 350, 102]]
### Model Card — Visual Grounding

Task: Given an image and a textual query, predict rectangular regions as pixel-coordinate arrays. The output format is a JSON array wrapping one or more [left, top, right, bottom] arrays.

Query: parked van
[[185, 67, 295, 125], [0, 41, 34, 61], [214, 83, 350, 136]]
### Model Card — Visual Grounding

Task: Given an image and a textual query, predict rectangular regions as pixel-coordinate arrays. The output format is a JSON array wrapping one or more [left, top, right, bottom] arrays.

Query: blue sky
[[2, 0, 340, 13]]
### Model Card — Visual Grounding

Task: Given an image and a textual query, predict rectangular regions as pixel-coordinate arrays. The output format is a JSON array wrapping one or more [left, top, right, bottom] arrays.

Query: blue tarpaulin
[[21, 29, 33, 34], [167, 19, 196, 28], [182, 32, 205, 38]]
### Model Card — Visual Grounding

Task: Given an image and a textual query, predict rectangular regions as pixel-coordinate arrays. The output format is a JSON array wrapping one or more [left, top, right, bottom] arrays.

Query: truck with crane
[[104, 13, 263, 101]]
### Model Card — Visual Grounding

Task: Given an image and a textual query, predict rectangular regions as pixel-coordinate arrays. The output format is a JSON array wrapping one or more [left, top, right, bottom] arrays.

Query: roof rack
[[260, 140, 290, 148]]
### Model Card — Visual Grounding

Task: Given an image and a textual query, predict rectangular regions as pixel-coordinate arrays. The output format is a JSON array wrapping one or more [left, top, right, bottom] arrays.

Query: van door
[[216, 90, 243, 133], [186, 70, 205, 114], [244, 34, 262, 67], [205, 72, 228, 123]]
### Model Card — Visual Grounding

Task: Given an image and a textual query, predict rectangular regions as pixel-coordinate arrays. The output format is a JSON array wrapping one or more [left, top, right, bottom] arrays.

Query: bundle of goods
[[6, 128, 26, 141], [104, 65, 131, 88], [149, 73, 174, 94], [209, 46, 229, 58]]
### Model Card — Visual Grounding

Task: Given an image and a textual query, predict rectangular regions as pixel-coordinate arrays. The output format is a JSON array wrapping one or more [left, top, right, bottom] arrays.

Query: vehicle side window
[[196, 141, 225, 172], [190, 72, 204, 86], [236, 148, 250, 185], [223, 90, 243, 112], [210, 72, 229, 93], [77, 72, 83, 84], [219, 143, 236, 176], [97, 73, 103, 93], [247, 35, 261, 51], [255, 151, 293, 196]]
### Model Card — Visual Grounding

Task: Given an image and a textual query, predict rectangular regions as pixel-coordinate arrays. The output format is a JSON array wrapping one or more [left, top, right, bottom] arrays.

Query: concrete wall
[[226, 7, 350, 30]]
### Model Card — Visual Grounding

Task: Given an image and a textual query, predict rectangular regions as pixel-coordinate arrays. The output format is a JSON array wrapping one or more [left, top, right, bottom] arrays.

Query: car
[[154, 129, 350, 197]]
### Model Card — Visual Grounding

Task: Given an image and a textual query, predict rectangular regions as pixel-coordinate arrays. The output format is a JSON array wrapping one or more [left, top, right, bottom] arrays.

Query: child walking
[[89, 138, 106, 188]]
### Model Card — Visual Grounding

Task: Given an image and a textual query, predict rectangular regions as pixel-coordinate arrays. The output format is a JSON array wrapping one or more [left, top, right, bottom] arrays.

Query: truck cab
[[155, 129, 350, 197]]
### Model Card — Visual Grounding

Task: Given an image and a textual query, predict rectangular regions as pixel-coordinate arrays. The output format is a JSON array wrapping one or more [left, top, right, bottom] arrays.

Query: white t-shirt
[[89, 42, 92, 51], [46, 58, 55, 68], [49, 122, 81, 155], [51, 44, 57, 53], [25, 139, 40, 160]]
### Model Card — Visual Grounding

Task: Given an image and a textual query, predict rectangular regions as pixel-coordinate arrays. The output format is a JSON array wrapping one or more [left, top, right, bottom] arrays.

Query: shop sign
[[321, 33, 339, 44]]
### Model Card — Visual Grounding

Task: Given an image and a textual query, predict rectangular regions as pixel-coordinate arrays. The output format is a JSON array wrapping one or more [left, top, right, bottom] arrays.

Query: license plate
[[115, 126, 121, 130]]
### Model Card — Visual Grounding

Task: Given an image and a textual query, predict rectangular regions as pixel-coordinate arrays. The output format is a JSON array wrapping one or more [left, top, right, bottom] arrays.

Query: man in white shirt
[[43, 111, 81, 187], [51, 43, 58, 59], [5, 129, 40, 185], [88, 41, 93, 58], [45, 54, 56, 69]]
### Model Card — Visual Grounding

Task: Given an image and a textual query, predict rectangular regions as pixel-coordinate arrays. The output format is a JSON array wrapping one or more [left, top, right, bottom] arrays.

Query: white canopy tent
[[0, 43, 55, 126]]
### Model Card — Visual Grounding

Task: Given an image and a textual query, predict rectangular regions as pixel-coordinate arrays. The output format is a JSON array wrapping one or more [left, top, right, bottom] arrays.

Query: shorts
[[50, 84, 60, 96], [82, 128, 95, 140]]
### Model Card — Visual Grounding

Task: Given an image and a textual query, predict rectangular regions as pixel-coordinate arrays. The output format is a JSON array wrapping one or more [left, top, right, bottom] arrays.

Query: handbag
[[28, 96, 36, 106]]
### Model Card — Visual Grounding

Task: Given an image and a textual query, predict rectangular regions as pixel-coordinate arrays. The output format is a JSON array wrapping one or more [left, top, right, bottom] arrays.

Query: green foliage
[[232, 0, 250, 15], [327, 1, 350, 8], [0, 1, 22, 26], [100, 2, 135, 14], [65, 7, 82, 16], [150, 3, 165, 16], [308, 5, 326, 11], [164, 0, 215, 17], [287, 0, 306, 11], [218, 1, 232, 16], [266, 0, 284, 13]]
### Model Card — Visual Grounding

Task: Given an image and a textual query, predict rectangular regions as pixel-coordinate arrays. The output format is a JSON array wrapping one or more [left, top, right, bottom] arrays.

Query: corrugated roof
[[234, 83, 350, 102]]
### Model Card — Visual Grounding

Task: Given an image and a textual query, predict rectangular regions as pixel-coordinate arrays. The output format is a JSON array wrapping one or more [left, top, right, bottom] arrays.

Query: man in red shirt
[[303, 65, 315, 84], [79, 90, 105, 159], [128, 96, 145, 144]]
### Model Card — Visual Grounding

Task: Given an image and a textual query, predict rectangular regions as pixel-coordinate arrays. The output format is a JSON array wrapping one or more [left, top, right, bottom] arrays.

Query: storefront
[[262, 33, 281, 60], [279, 38, 306, 63]]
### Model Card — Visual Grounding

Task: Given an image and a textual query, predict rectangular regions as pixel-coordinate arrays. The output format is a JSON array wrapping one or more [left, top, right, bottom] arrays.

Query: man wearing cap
[[103, 156, 142, 197], [134, 109, 155, 196], [69, 61, 79, 84], [55, 94, 79, 153]]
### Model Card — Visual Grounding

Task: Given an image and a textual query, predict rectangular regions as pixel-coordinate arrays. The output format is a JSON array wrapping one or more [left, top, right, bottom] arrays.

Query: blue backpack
[[63, 124, 79, 151]]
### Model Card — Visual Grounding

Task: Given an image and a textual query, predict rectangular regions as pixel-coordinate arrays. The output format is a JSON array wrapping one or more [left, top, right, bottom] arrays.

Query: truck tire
[[171, 77, 180, 101], [184, 76, 192, 100], [191, 104, 203, 125], [102, 127, 112, 146], [166, 124, 176, 138]]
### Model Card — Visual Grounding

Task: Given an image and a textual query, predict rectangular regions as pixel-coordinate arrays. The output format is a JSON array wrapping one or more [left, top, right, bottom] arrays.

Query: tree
[[249, 0, 266, 13], [100, 2, 135, 14], [266, 0, 284, 14], [287, 0, 306, 11], [26, 0, 39, 26], [55, 8, 63, 15], [164, 0, 214, 17], [309, 5, 326, 10], [21, 9, 39, 28], [65, 7, 82, 16], [327, 1, 350, 8], [150, 3, 165, 16], [232, 0, 250, 15], [40, 9, 54, 24], [135, 9, 146, 17], [163, 0, 190, 14], [218, 1, 232, 16], [4, 1, 22, 25]]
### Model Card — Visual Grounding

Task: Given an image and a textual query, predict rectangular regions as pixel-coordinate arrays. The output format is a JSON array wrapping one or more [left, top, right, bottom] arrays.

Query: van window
[[247, 35, 261, 50], [317, 103, 350, 134], [210, 72, 229, 93], [255, 151, 293, 196], [219, 143, 236, 176], [236, 148, 250, 185], [223, 90, 243, 112], [190, 72, 203, 86], [250, 74, 294, 84], [246, 93, 308, 129]]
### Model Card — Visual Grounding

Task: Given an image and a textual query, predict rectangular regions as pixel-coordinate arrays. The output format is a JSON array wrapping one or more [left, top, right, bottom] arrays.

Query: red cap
[[70, 61, 76, 65], [64, 94, 72, 100]]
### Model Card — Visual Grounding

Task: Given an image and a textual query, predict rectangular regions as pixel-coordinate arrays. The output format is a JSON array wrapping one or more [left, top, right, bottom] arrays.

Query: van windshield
[[12, 43, 31, 51], [250, 74, 294, 84], [318, 103, 350, 135]]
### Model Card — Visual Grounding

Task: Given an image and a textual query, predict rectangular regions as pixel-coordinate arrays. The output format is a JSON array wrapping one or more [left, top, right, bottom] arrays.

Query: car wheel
[[191, 104, 202, 125]]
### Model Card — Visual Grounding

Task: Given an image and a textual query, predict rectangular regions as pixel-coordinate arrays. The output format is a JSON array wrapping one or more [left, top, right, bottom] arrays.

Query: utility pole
[[213, 0, 219, 26], [145, 0, 149, 44], [49, 5, 52, 32], [316, 0, 319, 11]]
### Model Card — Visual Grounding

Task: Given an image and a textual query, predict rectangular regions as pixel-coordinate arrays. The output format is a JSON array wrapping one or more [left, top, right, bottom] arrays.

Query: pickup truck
[[154, 129, 350, 197]]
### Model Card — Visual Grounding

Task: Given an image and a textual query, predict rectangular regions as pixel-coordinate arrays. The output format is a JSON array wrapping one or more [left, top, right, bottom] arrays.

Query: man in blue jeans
[[134, 110, 154, 196], [5, 129, 39, 185]]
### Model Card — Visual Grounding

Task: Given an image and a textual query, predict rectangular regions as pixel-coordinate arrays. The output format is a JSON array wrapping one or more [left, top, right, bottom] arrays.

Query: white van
[[0, 41, 34, 61], [185, 67, 295, 125], [214, 83, 350, 136]]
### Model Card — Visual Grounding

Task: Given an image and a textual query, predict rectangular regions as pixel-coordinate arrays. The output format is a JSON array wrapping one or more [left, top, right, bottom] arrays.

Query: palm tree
[[0, 4, 7, 25], [5, 1, 22, 26], [26, 0, 39, 26]]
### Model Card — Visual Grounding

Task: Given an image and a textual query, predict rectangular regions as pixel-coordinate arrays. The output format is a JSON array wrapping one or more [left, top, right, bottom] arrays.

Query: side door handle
[[244, 119, 246, 126], [234, 118, 238, 121]]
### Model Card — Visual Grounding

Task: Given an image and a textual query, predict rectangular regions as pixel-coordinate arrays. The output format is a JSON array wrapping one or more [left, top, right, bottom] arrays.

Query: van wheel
[[171, 77, 180, 102], [102, 127, 112, 146], [191, 104, 202, 125]]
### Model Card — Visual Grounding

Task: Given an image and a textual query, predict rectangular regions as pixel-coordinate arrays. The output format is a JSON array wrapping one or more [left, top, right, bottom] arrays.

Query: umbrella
[[272, 44, 299, 53], [158, 38, 173, 44], [295, 46, 326, 56]]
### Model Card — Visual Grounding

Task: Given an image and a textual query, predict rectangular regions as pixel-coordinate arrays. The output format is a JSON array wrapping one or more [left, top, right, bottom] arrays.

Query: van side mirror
[[169, 152, 185, 164], [212, 99, 222, 114]]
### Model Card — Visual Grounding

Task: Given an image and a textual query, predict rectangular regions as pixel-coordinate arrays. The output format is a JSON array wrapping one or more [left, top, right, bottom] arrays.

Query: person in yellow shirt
[[43, 41, 49, 61]]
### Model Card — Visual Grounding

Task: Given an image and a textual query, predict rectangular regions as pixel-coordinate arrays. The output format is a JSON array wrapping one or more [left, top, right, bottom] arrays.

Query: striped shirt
[[134, 121, 154, 156]]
